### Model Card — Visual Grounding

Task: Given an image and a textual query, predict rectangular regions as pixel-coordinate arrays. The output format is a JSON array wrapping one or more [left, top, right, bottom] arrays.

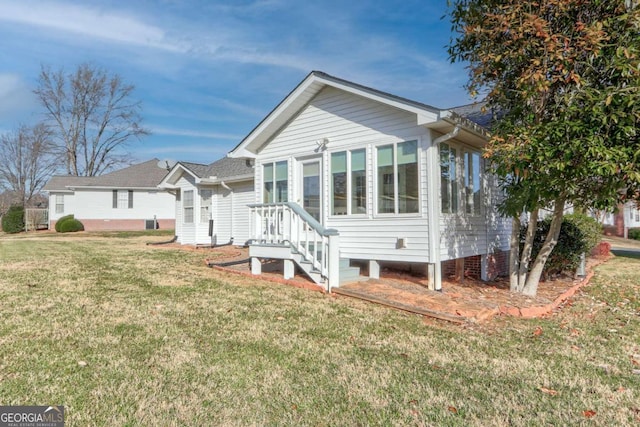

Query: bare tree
[[0, 123, 58, 207], [34, 63, 149, 176]]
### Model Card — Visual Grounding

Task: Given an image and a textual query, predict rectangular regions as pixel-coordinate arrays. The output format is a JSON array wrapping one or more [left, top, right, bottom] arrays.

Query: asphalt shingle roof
[[43, 159, 170, 191]]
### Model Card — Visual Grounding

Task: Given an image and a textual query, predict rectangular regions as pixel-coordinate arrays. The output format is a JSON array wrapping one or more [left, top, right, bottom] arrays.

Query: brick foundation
[[50, 218, 175, 232], [442, 250, 509, 280]]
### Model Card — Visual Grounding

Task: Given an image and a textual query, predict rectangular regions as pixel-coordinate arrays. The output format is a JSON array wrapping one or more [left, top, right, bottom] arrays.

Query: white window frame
[[262, 160, 288, 203], [330, 148, 368, 217], [200, 189, 212, 223], [183, 190, 194, 224], [55, 195, 64, 214], [440, 141, 483, 216], [374, 140, 420, 216]]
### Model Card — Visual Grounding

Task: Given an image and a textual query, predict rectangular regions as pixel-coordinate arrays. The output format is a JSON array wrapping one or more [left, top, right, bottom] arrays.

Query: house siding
[[255, 86, 434, 263], [48, 189, 175, 231], [175, 174, 197, 244], [213, 181, 253, 245]]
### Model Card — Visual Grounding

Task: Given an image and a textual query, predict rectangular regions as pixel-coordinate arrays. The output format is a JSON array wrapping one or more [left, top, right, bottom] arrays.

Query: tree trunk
[[518, 208, 539, 291], [522, 196, 566, 296], [509, 215, 521, 292]]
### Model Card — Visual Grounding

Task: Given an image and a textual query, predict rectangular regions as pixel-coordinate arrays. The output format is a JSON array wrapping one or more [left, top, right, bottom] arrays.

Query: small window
[[200, 189, 212, 223], [464, 151, 482, 215], [112, 190, 133, 209], [55, 195, 64, 214], [263, 161, 288, 203], [376, 141, 418, 214], [441, 143, 482, 215], [183, 190, 194, 223], [331, 149, 367, 216], [440, 143, 458, 214]]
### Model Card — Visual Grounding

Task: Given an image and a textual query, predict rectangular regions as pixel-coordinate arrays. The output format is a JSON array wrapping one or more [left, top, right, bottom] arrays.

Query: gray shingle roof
[[43, 159, 170, 191], [449, 102, 495, 129], [204, 157, 253, 179]]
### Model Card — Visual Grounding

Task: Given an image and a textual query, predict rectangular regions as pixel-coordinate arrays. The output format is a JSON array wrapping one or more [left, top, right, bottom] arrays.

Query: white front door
[[299, 158, 322, 223]]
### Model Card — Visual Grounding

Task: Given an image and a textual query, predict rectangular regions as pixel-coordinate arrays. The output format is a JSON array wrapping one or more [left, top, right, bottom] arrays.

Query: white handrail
[[248, 202, 339, 285]]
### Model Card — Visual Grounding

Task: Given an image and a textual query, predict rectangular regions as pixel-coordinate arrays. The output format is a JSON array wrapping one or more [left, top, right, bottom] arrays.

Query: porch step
[[339, 258, 362, 285]]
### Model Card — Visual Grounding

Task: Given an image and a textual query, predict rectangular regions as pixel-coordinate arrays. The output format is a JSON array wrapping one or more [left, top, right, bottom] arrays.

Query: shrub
[[522, 213, 602, 279], [58, 218, 84, 233], [628, 228, 640, 241], [55, 214, 75, 232], [1, 205, 25, 233]]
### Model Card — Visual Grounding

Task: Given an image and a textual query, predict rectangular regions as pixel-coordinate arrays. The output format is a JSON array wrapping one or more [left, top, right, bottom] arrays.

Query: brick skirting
[[50, 218, 175, 231]]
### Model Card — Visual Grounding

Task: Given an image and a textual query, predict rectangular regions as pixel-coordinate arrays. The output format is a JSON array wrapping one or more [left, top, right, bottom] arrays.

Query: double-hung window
[[464, 151, 482, 215], [441, 143, 482, 215], [376, 140, 419, 215], [263, 161, 288, 203], [183, 190, 194, 223], [330, 149, 367, 215], [113, 190, 133, 209], [55, 195, 64, 214], [200, 189, 212, 223]]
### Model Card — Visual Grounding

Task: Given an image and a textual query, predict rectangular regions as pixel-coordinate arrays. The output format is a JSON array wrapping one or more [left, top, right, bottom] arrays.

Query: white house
[[601, 202, 640, 237], [43, 159, 175, 231], [229, 71, 511, 291], [157, 157, 254, 246]]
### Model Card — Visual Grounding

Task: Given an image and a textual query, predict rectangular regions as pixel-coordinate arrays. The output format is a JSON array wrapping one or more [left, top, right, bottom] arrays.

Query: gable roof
[[158, 156, 254, 189], [229, 71, 489, 158], [43, 159, 170, 192]]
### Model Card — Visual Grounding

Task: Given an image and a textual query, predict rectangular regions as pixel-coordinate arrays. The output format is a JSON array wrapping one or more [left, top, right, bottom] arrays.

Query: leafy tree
[[0, 123, 57, 207], [448, 0, 640, 295], [34, 63, 149, 176]]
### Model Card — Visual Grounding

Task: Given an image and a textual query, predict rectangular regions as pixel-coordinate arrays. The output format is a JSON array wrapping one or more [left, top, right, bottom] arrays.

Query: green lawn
[[0, 233, 639, 426]]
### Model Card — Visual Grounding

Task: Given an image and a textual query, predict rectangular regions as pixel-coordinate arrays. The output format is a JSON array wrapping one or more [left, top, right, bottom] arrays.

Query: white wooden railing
[[248, 202, 340, 289]]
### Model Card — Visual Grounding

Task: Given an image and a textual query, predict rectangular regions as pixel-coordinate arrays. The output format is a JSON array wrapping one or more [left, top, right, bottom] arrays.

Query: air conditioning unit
[[144, 219, 157, 230]]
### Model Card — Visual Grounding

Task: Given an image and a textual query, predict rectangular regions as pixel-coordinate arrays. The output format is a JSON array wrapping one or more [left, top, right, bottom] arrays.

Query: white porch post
[[327, 233, 340, 292], [283, 259, 295, 280], [427, 262, 442, 291], [251, 257, 262, 275], [369, 260, 380, 279], [480, 254, 489, 281]]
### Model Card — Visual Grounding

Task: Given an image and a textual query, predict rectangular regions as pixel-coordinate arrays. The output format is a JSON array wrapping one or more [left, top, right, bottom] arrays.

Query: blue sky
[[0, 0, 472, 165]]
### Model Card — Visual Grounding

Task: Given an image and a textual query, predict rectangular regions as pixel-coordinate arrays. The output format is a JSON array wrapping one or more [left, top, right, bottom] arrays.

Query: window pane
[[303, 162, 320, 221], [331, 152, 347, 215], [377, 145, 395, 213], [184, 190, 194, 223], [56, 195, 64, 214], [263, 164, 273, 203], [351, 149, 366, 214], [440, 144, 457, 213], [275, 161, 288, 202], [397, 141, 418, 213], [200, 189, 212, 223], [117, 190, 129, 209]]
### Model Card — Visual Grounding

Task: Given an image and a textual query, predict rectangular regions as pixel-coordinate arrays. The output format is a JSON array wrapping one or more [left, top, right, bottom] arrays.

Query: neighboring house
[[43, 159, 175, 231], [229, 71, 511, 291], [157, 157, 254, 245], [601, 202, 640, 237]]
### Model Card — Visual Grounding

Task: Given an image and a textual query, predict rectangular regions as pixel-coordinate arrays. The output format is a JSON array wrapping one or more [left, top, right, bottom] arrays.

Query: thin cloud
[[0, 1, 185, 52], [149, 126, 241, 140]]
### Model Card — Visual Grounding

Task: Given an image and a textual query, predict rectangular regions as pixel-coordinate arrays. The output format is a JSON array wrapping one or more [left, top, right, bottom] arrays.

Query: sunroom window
[[440, 143, 458, 214], [263, 161, 288, 203], [464, 151, 482, 215], [330, 149, 367, 216], [441, 143, 482, 215], [376, 141, 418, 215]]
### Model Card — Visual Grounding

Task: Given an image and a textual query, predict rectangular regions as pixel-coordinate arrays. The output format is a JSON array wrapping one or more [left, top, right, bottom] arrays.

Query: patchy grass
[[0, 236, 639, 426]]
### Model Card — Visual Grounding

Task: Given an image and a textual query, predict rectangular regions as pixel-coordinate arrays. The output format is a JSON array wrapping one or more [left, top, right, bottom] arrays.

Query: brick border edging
[[498, 256, 609, 318], [204, 259, 326, 294]]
